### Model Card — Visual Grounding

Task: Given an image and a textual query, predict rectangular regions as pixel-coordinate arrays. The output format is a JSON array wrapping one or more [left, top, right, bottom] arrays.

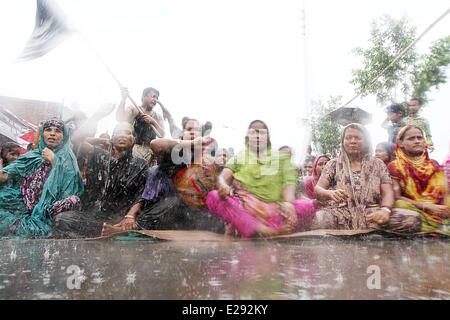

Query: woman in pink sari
[[206, 120, 318, 238], [301, 155, 331, 199]]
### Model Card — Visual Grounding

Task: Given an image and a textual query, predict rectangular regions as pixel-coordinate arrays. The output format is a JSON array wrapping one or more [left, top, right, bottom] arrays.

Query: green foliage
[[351, 15, 450, 104], [310, 96, 342, 157], [411, 36, 450, 99]]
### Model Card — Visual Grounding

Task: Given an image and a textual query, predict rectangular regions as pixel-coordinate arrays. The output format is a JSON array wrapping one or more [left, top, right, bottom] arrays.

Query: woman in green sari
[[0, 118, 84, 238]]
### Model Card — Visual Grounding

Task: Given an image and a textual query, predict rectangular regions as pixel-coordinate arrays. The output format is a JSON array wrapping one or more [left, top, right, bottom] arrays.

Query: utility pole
[[301, 0, 309, 117], [298, 0, 313, 162]]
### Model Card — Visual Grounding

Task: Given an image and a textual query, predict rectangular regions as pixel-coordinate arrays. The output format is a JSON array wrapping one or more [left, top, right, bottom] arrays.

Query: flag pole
[[19, 1, 164, 137], [76, 31, 164, 137], [76, 32, 142, 112]]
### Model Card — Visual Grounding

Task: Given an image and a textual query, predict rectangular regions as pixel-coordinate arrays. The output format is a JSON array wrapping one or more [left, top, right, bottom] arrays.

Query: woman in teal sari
[[0, 118, 84, 238]]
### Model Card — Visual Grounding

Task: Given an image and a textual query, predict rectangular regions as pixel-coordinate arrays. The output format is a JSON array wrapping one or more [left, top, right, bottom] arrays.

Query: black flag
[[18, 0, 74, 61]]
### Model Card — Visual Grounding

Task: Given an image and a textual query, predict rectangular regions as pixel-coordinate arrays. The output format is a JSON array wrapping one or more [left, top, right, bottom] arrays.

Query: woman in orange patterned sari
[[389, 125, 450, 236], [102, 118, 225, 236]]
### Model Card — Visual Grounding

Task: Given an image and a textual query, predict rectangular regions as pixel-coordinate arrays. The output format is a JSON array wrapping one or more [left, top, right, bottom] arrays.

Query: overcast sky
[[0, 0, 449, 163]]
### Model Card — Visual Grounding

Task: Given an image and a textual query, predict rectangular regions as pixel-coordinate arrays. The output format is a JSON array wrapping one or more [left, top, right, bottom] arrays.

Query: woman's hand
[[42, 148, 55, 165], [423, 203, 450, 218], [367, 210, 390, 225], [280, 202, 298, 233], [114, 216, 137, 231], [191, 136, 212, 148], [218, 182, 233, 199], [327, 189, 348, 203]]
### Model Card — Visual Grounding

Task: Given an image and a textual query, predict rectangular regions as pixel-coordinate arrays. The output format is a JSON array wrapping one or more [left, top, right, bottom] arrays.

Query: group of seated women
[[0, 114, 449, 239]]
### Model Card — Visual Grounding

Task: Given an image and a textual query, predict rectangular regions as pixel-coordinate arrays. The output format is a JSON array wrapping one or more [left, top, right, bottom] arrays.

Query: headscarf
[[444, 152, 450, 191], [303, 155, 330, 199], [444, 152, 450, 208], [388, 125, 446, 205], [333, 124, 379, 229], [227, 120, 298, 202], [42, 118, 64, 131], [0, 118, 84, 237]]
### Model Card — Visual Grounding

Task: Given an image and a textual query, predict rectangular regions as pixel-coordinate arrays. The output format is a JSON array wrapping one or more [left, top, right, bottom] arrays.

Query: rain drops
[[44, 248, 50, 260], [125, 271, 136, 286], [9, 249, 17, 262]]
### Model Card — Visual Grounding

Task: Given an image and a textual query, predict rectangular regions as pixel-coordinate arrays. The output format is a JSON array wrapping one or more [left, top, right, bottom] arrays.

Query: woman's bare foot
[[254, 224, 280, 237], [101, 223, 126, 237], [224, 223, 236, 236]]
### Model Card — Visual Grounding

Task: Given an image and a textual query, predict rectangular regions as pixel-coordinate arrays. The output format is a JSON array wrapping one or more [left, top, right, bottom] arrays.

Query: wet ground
[[0, 236, 449, 300]]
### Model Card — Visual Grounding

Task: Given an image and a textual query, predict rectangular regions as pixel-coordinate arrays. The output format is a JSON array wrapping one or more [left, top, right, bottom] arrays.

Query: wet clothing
[[173, 162, 220, 209], [388, 146, 449, 235], [133, 111, 163, 146], [132, 144, 153, 163], [132, 111, 163, 162], [81, 147, 148, 213], [136, 194, 224, 233], [444, 155, 450, 209], [55, 208, 132, 239], [313, 154, 391, 230], [53, 147, 148, 238], [207, 183, 317, 238], [310, 146, 421, 234], [301, 155, 330, 199], [141, 165, 173, 203], [226, 149, 297, 202], [444, 154, 450, 191], [207, 148, 317, 238], [135, 149, 225, 233], [22, 161, 52, 211], [0, 125, 84, 238], [313, 207, 421, 234], [389, 148, 446, 205]]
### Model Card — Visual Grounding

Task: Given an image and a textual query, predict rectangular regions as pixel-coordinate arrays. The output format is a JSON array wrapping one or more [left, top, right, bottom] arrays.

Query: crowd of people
[[0, 91, 449, 239]]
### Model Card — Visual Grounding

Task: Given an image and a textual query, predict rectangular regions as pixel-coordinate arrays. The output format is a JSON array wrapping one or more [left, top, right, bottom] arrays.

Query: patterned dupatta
[[389, 146, 446, 205], [334, 148, 377, 229], [172, 158, 219, 209]]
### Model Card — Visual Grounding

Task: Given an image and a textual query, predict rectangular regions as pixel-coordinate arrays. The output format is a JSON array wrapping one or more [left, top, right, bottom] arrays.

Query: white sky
[[0, 0, 449, 163]]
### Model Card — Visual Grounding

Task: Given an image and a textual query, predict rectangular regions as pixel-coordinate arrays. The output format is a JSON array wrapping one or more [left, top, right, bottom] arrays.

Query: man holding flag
[[116, 86, 166, 162]]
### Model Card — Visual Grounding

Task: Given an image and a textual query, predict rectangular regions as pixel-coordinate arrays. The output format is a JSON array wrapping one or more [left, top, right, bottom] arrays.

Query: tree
[[351, 15, 450, 104], [310, 96, 342, 157], [411, 35, 450, 99]]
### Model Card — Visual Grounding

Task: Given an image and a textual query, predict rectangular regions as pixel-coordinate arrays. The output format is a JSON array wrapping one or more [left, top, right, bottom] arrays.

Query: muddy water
[[0, 238, 449, 299]]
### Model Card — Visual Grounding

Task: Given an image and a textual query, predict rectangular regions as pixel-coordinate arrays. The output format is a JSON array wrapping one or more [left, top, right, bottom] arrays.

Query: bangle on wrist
[[124, 215, 135, 219], [380, 207, 392, 214]]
